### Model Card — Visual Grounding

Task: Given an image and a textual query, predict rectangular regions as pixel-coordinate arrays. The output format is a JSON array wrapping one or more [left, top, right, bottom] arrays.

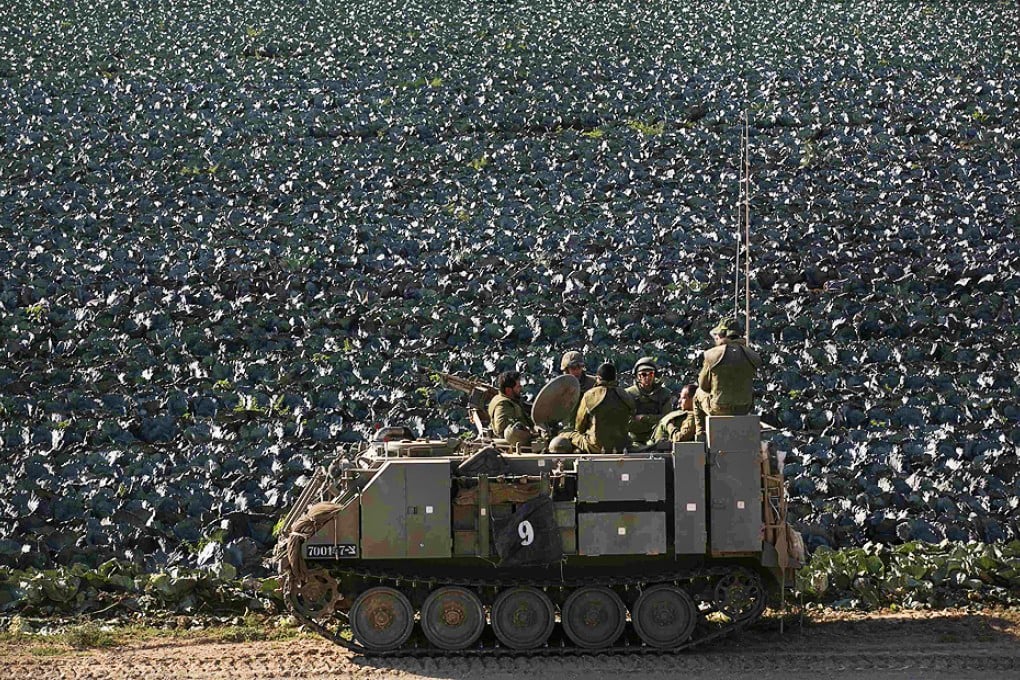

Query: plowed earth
[[2, 609, 1018, 680]]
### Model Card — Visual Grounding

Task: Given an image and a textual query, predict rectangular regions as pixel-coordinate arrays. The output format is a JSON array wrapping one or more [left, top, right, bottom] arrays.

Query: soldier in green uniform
[[560, 351, 596, 392], [568, 363, 636, 453], [560, 350, 596, 426], [649, 384, 697, 444], [487, 371, 534, 439], [626, 357, 673, 445], [693, 318, 763, 441]]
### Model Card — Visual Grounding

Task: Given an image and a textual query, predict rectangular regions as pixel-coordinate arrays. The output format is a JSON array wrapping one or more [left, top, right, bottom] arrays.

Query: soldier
[[567, 363, 636, 453], [487, 370, 534, 439], [560, 351, 597, 392], [626, 356, 673, 445], [649, 384, 698, 444], [693, 318, 763, 441], [560, 350, 596, 426]]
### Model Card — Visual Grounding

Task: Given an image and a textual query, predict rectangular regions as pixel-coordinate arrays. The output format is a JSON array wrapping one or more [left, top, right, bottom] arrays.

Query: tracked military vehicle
[[274, 374, 804, 656]]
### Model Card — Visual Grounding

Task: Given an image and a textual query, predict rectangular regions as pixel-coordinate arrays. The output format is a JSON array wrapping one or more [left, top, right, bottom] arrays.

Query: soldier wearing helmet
[[559, 350, 596, 425], [560, 351, 596, 392], [625, 356, 673, 445], [488, 371, 534, 441], [693, 318, 763, 441], [567, 363, 636, 453], [649, 383, 698, 444]]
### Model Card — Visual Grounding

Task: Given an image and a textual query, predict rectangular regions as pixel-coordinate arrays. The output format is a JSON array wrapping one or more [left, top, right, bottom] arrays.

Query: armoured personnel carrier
[[274, 374, 804, 655]]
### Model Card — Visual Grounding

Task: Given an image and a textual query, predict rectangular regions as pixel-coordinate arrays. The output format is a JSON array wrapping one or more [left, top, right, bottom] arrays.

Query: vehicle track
[[3, 609, 1018, 680], [288, 565, 757, 656]]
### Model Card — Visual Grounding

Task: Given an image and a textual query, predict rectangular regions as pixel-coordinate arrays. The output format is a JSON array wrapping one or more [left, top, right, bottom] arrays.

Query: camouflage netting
[[0, 0, 1018, 581]]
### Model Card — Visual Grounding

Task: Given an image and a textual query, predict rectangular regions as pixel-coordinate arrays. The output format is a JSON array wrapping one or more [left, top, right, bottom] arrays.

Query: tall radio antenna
[[733, 111, 753, 345], [744, 111, 751, 345], [734, 120, 744, 320]]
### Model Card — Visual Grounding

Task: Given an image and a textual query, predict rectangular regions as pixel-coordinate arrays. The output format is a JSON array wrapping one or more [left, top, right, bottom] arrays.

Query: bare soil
[[2, 609, 1018, 680]]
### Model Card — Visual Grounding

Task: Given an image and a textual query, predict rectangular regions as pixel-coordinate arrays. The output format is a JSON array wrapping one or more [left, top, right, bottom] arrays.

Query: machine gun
[[431, 371, 498, 436]]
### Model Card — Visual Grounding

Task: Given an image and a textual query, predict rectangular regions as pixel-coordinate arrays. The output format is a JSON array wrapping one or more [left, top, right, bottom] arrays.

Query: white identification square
[[425, 505, 434, 514], [737, 501, 745, 510], [686, 503, 697, 512], [621, 473, 630, 481], [618, 527, 627, 535]]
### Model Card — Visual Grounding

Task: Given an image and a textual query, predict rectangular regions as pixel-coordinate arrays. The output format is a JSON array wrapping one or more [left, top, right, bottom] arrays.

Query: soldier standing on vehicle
[[626, 357, 673, 445], [693, 318, 763, 441], [488, 371, 534, 439], [649, 383, 698, 444], [567, 363, 635, 453]]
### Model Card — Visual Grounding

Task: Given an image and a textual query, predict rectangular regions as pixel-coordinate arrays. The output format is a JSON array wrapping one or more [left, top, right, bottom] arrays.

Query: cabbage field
[[1, 0, 1019, 606]]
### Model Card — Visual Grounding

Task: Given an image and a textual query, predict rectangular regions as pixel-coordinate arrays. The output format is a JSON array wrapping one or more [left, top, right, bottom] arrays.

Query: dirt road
[[3, 609, 1018, 680]]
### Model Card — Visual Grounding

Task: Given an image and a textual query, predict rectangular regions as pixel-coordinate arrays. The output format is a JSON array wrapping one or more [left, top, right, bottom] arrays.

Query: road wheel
[[420, 586, 486, 650], [561, 586, 626, 649], [490, 586, 555, 650], [348, 586, 415, 652]]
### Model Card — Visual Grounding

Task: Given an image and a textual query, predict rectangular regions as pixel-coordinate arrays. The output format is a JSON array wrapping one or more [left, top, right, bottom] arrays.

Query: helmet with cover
[[710, 317, 744, 339], [547, 435, 575, 454], [503, 422, 533, 447], [633, 356, 658, 375], [560, 351, 585, 372]]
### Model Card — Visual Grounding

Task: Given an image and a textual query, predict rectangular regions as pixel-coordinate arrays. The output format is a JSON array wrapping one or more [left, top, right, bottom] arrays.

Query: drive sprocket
[[292, 570, 342, 618]]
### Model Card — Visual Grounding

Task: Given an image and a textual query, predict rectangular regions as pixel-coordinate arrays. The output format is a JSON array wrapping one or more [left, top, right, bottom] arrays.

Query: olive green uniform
[[694, 339, 763, 440], [626, 382, 672, 444], [649, 409, 696, 444], [565, 373, 597, 426], [568, 379, 636, 453], [488, 393, 533, 438]]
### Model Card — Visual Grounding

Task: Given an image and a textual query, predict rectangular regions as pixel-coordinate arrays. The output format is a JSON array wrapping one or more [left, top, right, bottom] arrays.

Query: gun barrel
[[433, 372, 498, 401], [434, 371, 473, 393]]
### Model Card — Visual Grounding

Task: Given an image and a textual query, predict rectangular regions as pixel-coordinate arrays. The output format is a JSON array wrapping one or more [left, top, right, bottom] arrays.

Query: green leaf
[[865, 555, 884, 575], [41, 575, 81, 603]]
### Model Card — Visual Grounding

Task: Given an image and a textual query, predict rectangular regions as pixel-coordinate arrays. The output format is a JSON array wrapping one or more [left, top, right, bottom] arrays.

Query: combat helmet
[[560, 351, 585, 372], [633, 356, 658, 375], [547, 434, 575, 454], [503, 422, 533, 447], [711, 317, 744, 339]]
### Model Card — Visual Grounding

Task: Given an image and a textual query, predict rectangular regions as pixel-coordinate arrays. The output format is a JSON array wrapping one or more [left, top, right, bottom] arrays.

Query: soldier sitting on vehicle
[[567, 363, 635, 453], [559, 350, 596, 427], [693, 318, 763, 441], [488, 371, 534, 441], [648, 383, 698, 445], [626, 356, 673, 445], [560, 351, 596, 392]]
